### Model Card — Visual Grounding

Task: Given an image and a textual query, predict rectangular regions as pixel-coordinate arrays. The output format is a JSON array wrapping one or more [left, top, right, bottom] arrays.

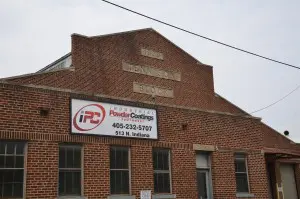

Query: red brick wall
[[71, 30, 248, 115], [6, 29, 246, 114], [84, 143, 110, 198], [158, 106, 263, 149], [247, 151, 270, 198], [212, 151, 236, 198], [131, 145, 154, 198], [262, 123, 298, 150], [0, 82, 263, 150], [171, 148, 197, 199], [0, 83, 276, 198], [26, 141, 58, 198], [211, 151, 270, 199], [0, 83, 70, 135]]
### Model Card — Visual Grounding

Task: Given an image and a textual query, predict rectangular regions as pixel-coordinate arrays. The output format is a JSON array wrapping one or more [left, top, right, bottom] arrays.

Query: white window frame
[[234, 153, 250, 193], [196, 152, 213, 199]]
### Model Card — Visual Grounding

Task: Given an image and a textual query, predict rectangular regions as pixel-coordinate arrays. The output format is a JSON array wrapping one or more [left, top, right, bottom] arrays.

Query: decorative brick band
[[133, 82, 174, 98], [122, 61, 181, 81], [0, 130, 266, 153], [141, 48, 164, 60], [0, 130, 193, 149]]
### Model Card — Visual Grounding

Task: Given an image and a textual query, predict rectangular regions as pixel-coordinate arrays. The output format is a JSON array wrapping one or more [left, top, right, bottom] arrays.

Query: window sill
[[107, 195, 136, 199], [57, 196, 87, 199], [152, 194, 176, 199], [236, 193, 255, 198]]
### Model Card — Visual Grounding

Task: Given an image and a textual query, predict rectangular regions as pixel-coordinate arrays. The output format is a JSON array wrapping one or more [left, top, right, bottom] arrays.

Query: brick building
[[0, 28, 300, 199]]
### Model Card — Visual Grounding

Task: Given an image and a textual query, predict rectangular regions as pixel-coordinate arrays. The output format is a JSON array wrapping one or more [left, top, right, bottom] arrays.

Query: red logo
[[73, 104, 106, 131]]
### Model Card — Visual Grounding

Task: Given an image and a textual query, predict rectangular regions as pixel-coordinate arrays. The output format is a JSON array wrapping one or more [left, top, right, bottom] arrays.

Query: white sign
[[140, 190, 151, 199], [71, 99, 158, 139]]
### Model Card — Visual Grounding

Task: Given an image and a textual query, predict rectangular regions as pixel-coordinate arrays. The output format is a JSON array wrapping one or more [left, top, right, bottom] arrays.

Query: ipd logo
[[73, 104, 106, 131]]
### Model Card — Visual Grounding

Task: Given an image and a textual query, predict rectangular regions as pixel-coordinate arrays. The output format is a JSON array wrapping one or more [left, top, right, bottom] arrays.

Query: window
[[196, 153, 213, 199], [59, 145, 82, 196], [0, 141, 26, 198], [235, 154, 249, 193], [110, 146, 130, 194], [153, 148, 171, 193]]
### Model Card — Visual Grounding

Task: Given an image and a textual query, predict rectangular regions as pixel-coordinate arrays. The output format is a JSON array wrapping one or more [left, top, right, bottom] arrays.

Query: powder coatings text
[[71, 99, 158, 139]]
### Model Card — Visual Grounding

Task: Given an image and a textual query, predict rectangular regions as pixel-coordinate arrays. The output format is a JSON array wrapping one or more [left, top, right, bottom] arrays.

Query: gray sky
[[1, 0, 299, 141]]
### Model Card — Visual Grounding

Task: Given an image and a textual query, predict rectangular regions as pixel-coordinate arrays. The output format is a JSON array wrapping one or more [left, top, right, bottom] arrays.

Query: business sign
[[71, 99, 158, 139]]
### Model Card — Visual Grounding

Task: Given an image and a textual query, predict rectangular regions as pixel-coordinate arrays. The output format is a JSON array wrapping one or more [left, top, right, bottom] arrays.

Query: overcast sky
[[0, 0, 299, 141]]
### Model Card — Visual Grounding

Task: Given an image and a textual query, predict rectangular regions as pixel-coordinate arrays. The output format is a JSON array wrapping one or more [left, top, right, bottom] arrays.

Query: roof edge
[[89, 27, 153, 38], [148, 28, 206, 66], [36, 52, 72, 73], [71, 33, 89, 38], [214, 93, 249, 115], [78, 27, 211, 67], [262, 122, 295, 144], [1, 67, 75, 81], [71, 28, 154, 39]]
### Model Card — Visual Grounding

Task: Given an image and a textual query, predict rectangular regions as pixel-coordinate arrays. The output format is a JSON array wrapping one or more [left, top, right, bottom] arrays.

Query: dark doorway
[[266, 162, 276, 199]]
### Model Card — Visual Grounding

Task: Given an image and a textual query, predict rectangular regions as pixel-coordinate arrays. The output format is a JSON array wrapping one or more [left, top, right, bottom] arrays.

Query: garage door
[[280, 164, 298, 199]]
